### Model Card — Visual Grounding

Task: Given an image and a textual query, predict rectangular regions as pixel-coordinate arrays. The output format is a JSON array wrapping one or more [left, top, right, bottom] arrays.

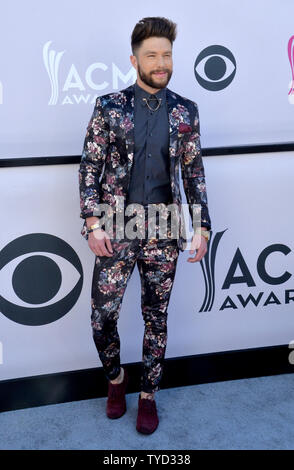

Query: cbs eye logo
[[0, 233, 83, 326], [194, 45, 237, 91]]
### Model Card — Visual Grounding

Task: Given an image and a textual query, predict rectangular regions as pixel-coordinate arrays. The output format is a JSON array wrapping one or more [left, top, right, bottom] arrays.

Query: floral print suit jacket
[[79, 83, 212, 251]]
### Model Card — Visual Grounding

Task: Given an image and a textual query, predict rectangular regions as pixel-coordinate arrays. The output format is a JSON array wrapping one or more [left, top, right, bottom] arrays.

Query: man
[[78, 16, 212, 434]]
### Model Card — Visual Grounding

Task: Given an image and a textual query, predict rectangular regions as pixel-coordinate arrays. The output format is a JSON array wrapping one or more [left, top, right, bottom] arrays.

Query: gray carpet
[[0, 373, 293, 450]]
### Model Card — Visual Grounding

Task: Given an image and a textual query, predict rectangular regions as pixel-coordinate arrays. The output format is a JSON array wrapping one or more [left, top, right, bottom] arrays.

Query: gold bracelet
[[87, 221, 102, 234]]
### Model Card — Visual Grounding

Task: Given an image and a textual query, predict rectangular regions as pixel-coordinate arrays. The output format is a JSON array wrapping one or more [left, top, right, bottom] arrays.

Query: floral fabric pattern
[[78, 83, 213, 392], [91, 206, 179, 393], [79, 83, 212, 251]]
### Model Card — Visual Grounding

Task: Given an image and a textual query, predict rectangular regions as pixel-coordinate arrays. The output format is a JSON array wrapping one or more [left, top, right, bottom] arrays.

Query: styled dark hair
[[131, 17, 177, 56]]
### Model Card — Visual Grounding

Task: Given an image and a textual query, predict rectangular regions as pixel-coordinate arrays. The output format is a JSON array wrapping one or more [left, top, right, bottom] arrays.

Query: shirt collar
[[134, 80, 166, 106]]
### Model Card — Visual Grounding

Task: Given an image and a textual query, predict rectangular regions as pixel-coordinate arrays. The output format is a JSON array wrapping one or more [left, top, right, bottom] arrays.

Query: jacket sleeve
[[180, 102, 212, 232], [78, 96, 109, 239]]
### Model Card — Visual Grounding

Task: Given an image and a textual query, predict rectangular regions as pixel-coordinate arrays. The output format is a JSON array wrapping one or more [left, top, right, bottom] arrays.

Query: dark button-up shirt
[[126, 81, 173, 205]]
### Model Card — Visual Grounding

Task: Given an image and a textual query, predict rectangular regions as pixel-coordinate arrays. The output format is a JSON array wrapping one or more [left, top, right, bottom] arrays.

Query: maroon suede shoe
[[106, 368, 129, 419], [136, 394, 159, 434]]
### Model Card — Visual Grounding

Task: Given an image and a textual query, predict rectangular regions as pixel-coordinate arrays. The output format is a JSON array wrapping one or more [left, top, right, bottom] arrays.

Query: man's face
[[132, 36, 173, 89]]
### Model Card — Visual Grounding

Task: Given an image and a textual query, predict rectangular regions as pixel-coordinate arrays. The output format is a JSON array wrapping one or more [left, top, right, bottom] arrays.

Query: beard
[[137, 62, 172, 89]]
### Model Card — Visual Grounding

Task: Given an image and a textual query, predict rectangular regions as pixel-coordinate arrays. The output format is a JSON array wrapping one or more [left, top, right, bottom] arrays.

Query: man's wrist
[[200, 227, 210, 241], [86, 216, 99, 229]]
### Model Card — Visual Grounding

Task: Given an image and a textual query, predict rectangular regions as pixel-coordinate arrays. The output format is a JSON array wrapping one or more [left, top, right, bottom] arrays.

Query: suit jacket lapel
[[123, 84, 135, 175], [166, 87, 181, 166]]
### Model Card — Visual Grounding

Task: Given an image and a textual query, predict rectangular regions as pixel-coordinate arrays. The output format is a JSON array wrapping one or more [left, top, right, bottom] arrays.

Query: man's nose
[[156, 56, 166, 67]]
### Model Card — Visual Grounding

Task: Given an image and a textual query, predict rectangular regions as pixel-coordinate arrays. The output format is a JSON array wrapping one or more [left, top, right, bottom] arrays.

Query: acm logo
[[199, 229, 293, 312], [43, 41, 136, 106]]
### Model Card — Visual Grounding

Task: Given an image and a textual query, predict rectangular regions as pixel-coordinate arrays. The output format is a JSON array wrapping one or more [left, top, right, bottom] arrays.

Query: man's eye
[[146, 54, 171, 58]]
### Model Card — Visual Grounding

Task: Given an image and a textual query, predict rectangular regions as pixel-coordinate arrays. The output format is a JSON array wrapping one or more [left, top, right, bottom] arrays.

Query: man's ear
[[130, 55, 137, 70]]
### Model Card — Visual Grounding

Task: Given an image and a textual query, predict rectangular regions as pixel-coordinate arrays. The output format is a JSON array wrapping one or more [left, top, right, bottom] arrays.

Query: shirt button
[[149, 132, 152, 136], [146, 175, 149, 179], [148, 153, 151, 157]]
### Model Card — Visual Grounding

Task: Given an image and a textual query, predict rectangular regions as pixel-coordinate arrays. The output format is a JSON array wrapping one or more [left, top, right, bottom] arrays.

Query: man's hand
[[187, 233, 207, 263], [88, 228, 114, 257]]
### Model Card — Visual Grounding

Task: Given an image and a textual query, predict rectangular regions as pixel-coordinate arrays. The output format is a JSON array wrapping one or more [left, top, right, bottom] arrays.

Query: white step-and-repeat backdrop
[[0, 0, 294, 156], [0, 0, 293, 380]]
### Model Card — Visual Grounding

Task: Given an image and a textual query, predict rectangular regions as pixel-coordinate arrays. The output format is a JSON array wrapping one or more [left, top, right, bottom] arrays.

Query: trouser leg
[[91, 239, 137, 381], [137, 234, 179, 393]]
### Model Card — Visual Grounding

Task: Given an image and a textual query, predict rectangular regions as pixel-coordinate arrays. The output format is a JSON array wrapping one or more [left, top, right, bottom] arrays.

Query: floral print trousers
[[90, 203, 180, 393]]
